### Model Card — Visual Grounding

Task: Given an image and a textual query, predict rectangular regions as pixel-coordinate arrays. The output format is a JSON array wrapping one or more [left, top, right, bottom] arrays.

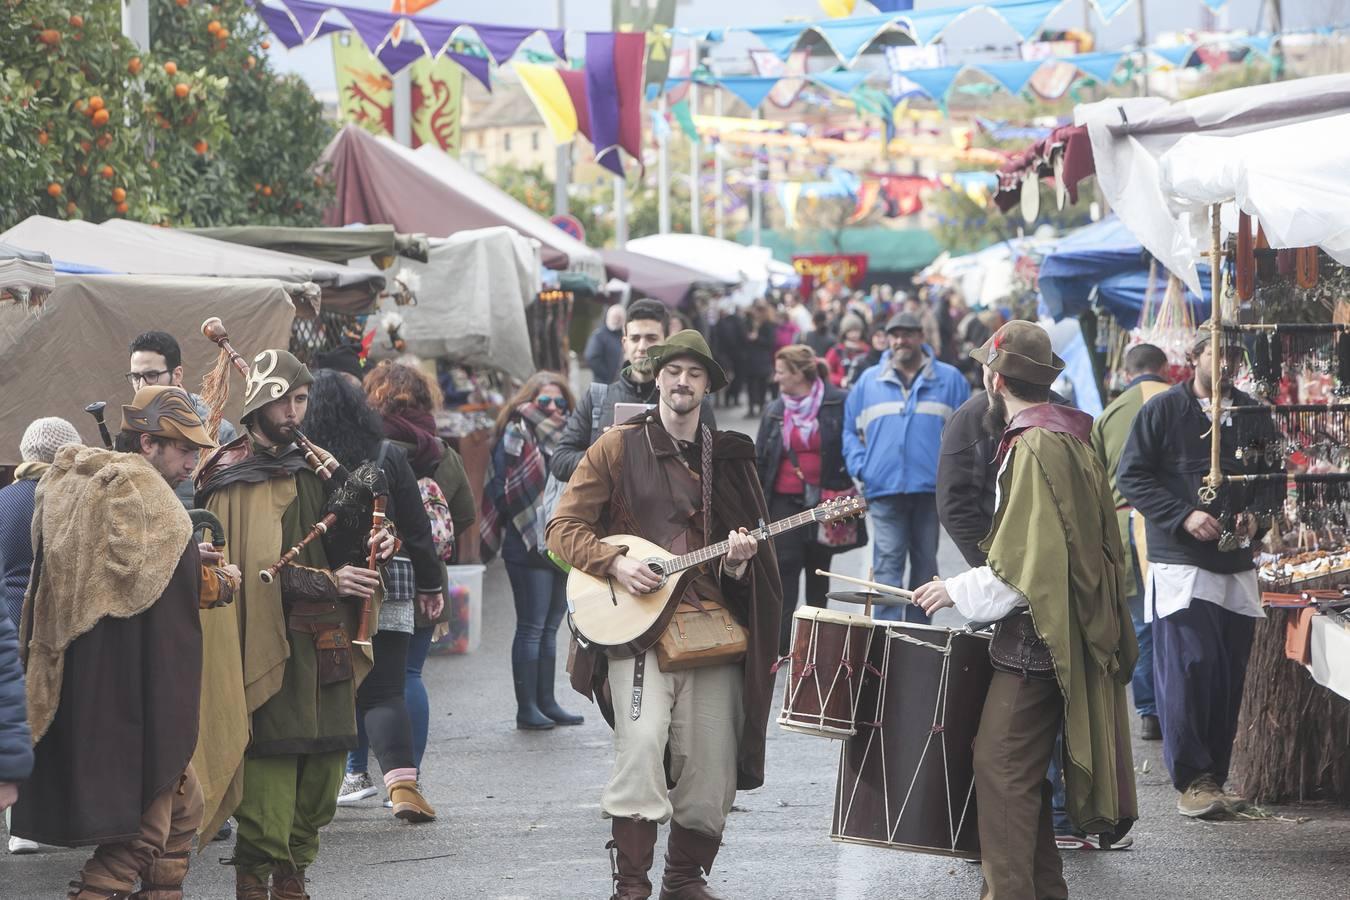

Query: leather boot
[[537, 652, 584, 725], [270, 864, 309, 900], [234, 870, 269, 900], [513, 658, 555, 730], [133, 849, 191, 899], [389, 781, 437, 823], [68, 882, 133, 900], [607, 817, 657, 900], [659, 822, 725, 900]]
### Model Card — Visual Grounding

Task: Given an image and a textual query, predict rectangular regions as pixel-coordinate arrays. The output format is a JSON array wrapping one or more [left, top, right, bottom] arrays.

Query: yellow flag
[[819, 0, 856, 17], [516, 63, 579, 145]]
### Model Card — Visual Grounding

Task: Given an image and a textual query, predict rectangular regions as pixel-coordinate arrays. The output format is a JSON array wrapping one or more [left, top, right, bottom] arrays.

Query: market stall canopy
[[624, 234, 792, 306], [367, 227, 540, 382], [920, 232, 1057, 310], [0, 274, 300, 465], [319, 125, 604, 282], [600, 248, 735, 309], [0, 241, 55, 303], [0, 217, 383, 314], [1158, 113, 1350, 283], [1077, 72, 1350, 296], [184, 224, 430, 266], [749, 227, 942, 274], [1038, 215, 1210, 328]]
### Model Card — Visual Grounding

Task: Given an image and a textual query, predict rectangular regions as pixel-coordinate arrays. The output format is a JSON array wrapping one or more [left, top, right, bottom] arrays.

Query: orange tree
[[0, 0, 332, 230]]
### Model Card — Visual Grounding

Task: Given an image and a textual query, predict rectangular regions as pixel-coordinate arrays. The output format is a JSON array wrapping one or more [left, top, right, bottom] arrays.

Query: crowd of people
[[0, 273, 1268, 899]]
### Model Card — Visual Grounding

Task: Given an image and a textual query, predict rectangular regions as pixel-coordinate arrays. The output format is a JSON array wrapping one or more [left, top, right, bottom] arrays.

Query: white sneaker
[[8, 835, 39, 854], [337, 771, 378, 806]]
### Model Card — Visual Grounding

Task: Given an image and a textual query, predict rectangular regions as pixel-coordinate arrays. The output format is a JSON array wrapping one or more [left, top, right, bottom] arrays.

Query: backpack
[[588, 380, 608, 443], [419, 476, 455, 562]]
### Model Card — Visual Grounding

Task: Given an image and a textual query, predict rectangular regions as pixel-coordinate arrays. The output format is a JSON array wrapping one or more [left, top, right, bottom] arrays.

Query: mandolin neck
[[661, 508, 820, 576]]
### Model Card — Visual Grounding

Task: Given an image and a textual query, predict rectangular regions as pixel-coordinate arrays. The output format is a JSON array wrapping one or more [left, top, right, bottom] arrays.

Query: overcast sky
[[262, 0, 1344, 96]]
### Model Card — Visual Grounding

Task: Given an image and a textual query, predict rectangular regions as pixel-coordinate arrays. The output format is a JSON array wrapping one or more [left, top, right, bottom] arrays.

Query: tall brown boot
[[607, 817, 657, 900], [658, 822, 724, 900], [234, 869, 269, 900], [67, 882, 134, 900], [133, 849, 191, 899], [270, 865, 309, 900]]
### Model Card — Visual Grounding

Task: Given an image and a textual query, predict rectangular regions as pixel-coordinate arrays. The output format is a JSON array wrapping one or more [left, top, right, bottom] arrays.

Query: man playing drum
[[547, 330, 782, 900], [914, 321, 1138, 899]]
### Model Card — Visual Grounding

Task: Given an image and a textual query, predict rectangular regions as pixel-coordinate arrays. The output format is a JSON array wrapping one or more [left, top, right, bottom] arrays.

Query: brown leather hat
[[969, 320, 1065, 386], [121, 386, 217, 449]]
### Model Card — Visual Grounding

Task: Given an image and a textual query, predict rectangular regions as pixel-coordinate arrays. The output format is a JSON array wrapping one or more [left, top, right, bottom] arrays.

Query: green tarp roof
[[739, 227, 942, 273]]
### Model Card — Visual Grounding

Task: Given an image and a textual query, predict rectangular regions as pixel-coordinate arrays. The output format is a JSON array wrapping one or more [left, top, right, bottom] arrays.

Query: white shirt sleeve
[[946, 566, 1026, 623]]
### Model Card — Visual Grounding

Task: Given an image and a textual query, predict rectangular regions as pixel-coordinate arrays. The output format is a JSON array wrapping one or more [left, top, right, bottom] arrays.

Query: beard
[[981, 391, 1009, 439], [256, 413, 297, 446], [662, 388, 699, 415]]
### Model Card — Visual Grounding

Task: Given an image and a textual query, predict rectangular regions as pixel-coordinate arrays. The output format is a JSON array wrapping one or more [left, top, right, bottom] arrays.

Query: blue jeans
[[868, 492, 938, 623], [348, 625, 435, 776], [505, 562, 567, 670], [1127, 524, 1156, 718], [1047, 728, 1075, 836]]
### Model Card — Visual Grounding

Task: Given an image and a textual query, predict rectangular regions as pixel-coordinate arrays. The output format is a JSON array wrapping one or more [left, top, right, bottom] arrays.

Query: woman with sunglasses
[[481, 372, 584, 730]]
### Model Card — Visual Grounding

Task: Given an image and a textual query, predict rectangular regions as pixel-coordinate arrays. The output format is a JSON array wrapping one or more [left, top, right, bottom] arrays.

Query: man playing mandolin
[[547, 330, 783, 900]]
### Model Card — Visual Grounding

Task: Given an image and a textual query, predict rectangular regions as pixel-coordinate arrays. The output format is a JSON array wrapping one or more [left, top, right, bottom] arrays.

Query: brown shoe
[[269, 865, 309, 900], [133, 849, 191, 899], [608, 817, 657, 900], [658, 822, 725, 900], [1177, 773, 1226, 819], [390, 781, 437, 823], [68, 882, 134, 900], [234, 870, 269, 900]]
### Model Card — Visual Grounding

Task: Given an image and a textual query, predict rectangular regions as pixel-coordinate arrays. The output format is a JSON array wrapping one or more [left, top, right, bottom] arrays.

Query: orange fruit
[[217, 28, 230, 39], [174, 83, 189, 98], [128, 57, 142, 75], [79, 140, 91, 152], [69, 15, 83, 28], [261, 40, 271, 50], [37, 130, 48, 145], [194, 139, 208, 154], [176, 0, 188, 6], [73, 98, 85, 112], [253, 182, 261, 191], [77, 164, 89, 176], [262, 185, 273, 197], [150, 160, 159, 169], [46, 182, 62, 197], [100, 165, 114, 179], [92, 108, 110, 126], [96, 133, 111, 148], [208, 20, 221, 34], [116, 201, 129, 214], [245, 55, 256, 69], [89, 96, 104, 111], [66, 201, 78, 215], [112, 187, 126, 203], [38, 29, 60, 46], [164, 61, 178, 75]]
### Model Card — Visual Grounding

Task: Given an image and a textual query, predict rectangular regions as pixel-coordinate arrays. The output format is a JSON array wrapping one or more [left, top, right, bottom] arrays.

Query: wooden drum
[[777, 607, 877, 739], [831, 622, 994, 859]]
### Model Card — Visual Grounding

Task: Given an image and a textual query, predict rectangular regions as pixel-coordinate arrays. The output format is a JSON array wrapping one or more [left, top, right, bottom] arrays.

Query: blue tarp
[[1037, 215, 1210, 328]]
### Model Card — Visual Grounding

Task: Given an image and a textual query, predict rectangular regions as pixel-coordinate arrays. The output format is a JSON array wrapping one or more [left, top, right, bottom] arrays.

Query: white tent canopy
[[1077, 72, 1350, 296], [624, 234, 793, 307], [1158, 113, 1350, 273]]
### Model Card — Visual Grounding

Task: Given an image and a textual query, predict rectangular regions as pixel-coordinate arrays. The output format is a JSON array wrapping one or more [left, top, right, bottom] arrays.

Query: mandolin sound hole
[[645, 561, 665, 579]]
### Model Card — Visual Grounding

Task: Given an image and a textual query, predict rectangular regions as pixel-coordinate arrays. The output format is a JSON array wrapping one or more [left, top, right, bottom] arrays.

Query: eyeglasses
[[125, 369, 172, 386], [536, 395, 568, 411]]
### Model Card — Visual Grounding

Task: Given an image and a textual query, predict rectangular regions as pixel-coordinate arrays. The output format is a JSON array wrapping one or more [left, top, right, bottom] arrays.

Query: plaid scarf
[[480, 402, 563, 559], [781, 376, 824, 450]]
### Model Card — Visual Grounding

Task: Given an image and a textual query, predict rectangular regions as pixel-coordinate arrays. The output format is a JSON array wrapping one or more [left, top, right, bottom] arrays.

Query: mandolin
[[567, 496, 868, 657]]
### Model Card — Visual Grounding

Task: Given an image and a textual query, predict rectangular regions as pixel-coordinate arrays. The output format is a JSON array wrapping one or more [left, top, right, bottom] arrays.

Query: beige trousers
[[80, 764, 204, 893], [602, 651, 743, 838]]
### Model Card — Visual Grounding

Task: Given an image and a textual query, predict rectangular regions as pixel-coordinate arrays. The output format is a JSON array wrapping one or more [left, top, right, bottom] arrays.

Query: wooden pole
[[1203, 203, 1224, 501]]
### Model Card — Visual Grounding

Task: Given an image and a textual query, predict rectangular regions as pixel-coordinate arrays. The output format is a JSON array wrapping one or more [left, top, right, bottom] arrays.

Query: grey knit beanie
[[20, 417, 82, 463]]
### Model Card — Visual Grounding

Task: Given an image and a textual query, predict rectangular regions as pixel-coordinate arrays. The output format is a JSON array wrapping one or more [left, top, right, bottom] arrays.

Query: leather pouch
[[313, 623, 355, 686], [989, 611, 1055, 680], [655, 597, 748, 672]]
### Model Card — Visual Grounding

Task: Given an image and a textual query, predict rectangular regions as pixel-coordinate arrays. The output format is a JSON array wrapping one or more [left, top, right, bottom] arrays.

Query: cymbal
[[827, 590, 909, 608]]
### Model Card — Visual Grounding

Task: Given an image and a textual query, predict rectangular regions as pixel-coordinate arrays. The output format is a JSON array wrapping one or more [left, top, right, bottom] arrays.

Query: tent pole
[[1203, 203, 1223, 503], [122, 0, 150, 51], [553, 0, 570, 217], [751, 107, 763, 248], [714, 88, 724, 240], [658, 95, 670, 234], [689, 38, 701, 236], [614, 175, 628, 249], [1136, 0, 1150, 97], [393, 68, 412, 147]]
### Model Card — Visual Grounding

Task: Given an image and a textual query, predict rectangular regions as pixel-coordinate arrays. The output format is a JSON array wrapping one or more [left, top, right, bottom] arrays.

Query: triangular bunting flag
[[1066, 51, 1125, 84], [978, 59, 1044, 96], [899, 65, 963, 103], [1151, 44, 1196, 67], [1244, 34, 1276, 58], [810, 70, 868, 95], [717, 76, 781, 111], [814, 15, 895, 63], [747, 24, 808, 60]]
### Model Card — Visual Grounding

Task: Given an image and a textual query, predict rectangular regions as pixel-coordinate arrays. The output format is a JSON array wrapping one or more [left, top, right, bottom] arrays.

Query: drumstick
[[865, 565, 875, 618], [815, 570, 914, 600]]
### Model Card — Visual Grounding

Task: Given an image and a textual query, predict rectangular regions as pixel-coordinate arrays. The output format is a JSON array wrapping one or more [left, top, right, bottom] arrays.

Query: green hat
[[647, 329, 728, 392], [969, 320, 1065, 386], [1190, 319, 1244, 354], [241, 349, 314, 420]]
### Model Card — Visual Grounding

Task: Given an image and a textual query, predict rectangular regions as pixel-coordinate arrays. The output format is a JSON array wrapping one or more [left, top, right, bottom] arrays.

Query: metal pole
[[713, 87, 724, 240], [1203, 203, 1223, 500], [122, 0, 150, 51], [658, 95, 670, 234], [554, 0, 570, 217], [750, 107, 763, 247], [689, 38, 701, 236], [393, 69, 412, 146], [1137, 0, 1150, 97], [614, 175, 628, 248]]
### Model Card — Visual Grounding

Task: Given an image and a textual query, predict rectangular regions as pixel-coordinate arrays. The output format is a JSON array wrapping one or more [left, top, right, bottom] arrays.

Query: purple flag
[[586, 32, 623, 176]]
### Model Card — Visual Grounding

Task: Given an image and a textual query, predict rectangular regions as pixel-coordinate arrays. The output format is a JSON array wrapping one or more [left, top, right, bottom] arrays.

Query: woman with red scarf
[[754, 346, 855, 654], [481, 373, 584, 730]]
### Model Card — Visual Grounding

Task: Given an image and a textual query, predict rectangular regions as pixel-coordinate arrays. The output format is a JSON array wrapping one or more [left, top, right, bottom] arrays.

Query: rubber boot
[[270, 864, 309, 900], [513, 658, 555, 730], [537, 652, 584, 726], [233, 869, 269, 900], [659, 822, 725, 900], [607, 817, 657, 900], [133, 849, 190, 899]]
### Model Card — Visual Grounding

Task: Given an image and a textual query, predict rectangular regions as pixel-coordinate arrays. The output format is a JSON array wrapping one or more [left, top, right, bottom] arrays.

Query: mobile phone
[[612, 402, 655, 425]]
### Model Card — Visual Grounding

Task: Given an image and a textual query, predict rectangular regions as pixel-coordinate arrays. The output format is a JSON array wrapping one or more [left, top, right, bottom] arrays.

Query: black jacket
[[1117, 381, 1276, 573], [550, 366, 716, 481], [375, 443, 444, 593], [0, 603, 32, 783], [936, 390, 1066, 567], [754, 385, 852, 496]]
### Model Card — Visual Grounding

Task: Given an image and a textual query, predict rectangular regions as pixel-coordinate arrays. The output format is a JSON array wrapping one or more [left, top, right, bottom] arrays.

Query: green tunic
[[984, 426, 1139, 838]]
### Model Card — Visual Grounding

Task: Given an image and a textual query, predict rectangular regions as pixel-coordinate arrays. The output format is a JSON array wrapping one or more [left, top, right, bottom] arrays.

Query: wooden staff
[[814, 569, 915, 600], [259, 513, 338, 584], [353, 496, 386, 647], [199, 316, 344, 481]]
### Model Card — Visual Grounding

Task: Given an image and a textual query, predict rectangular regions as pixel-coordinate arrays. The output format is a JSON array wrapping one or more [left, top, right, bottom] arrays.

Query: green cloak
[[984, 427, 1139, 837]]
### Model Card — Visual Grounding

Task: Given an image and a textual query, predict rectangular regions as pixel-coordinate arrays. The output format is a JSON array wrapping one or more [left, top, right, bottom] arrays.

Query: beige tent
[[0, 274, 302, 464]]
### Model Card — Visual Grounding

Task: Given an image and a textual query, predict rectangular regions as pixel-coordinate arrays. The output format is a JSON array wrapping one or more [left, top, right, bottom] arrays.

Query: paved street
[[5, 409, 1350, 898]]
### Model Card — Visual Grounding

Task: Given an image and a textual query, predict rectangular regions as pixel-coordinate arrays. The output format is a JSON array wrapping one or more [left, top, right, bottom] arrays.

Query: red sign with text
[[792, 254, 869, 295]]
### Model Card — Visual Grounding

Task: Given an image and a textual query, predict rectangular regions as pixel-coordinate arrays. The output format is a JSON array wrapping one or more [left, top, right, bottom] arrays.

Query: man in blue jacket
[[844, 312, 969, 622]]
